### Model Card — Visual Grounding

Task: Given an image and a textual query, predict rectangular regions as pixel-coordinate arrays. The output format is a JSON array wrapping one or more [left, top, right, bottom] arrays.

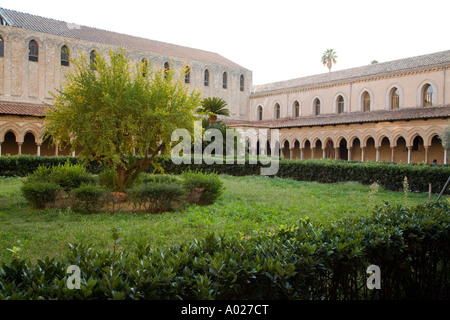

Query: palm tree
[[197, 97, 230, 127], [321, 49, 338, 72]]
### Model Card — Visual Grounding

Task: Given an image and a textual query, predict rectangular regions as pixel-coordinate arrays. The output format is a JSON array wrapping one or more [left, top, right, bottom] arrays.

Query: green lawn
[[0, 175, 435, 264]]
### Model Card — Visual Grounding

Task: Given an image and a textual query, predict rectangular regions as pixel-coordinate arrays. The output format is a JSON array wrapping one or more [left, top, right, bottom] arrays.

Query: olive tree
[[45, 48, 202, 191]]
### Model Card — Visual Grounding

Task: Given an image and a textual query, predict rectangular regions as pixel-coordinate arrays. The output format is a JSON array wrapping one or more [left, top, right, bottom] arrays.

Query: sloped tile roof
[[0, 101, 49, 117], [254, 50, 450, 95], [0, 7, 247, 70], [224, 105, 450, 129]]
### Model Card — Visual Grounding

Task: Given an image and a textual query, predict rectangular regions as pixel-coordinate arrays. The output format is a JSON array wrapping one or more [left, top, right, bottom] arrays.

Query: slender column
[[300, 148, 304, 160], [407, 147, 412, 164], [322, 148, 326, 159], [391, 146, 395, 163], [55, 144, 59, 156], [444, 149, 447, 165], [376, 147, 380, 162], [347, 147, 352, 161], [280, 147, 285, 159], [18, 143, 22, 155], [424, 146, 429, 164], [0, 143, 2, 157], [289, 148, 294, 160], [361, 147, 365, 162], [37, 144, 41, 157], [334, 147, 339, 160], [311, 147, 315, 159]]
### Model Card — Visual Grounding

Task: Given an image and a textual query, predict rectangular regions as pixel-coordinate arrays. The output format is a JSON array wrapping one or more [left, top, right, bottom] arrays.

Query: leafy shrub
[[181, 171, 223, 206], [50, 161, 96, 191], [0, 201, 449, 300], [141, 174, 180, 185], [126, 183, 185, 213], [21, 181, 60, 209], [73, 184, 107, 212]]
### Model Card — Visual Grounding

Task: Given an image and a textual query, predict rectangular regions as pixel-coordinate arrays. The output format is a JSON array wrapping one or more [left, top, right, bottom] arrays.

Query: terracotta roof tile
[[0, 101, 49, 116], [225, 105, 450, 128], [253, 50, 450, 95], [0, 8, 247, 70]]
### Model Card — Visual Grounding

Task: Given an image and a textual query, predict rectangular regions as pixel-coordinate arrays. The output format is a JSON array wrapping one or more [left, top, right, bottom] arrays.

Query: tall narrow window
[[141, 58, 148, 77], [314, 99, 321, 116], [275, 103, 281, 119], [294, 101, 300, 118], [204, 69, 209, 86], [258, 106, 263, 121], [363, 92, 371, 112], [337, 95, 344, 114], [240, 74, 244, 91], [0, 36, 4, 58], [391, 88, 400, 110], [164, 62, 170, 78], [423, 84, 433, 107], [61, 45, 69, 67], [90, 50, 97, 70], [223, 72, 228, 89], [29, 40, 38, 62], [184, 66, 191, 84]]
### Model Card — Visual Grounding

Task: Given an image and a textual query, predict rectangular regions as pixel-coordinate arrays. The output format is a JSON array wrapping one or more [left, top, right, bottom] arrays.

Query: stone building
[[0, 7, 251, 156], [0, 7, 449, 164], [228, 51, 450, 165]]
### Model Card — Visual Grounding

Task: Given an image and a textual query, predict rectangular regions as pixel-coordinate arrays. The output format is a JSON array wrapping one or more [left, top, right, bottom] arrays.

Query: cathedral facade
[[0, 7, 449, 164]]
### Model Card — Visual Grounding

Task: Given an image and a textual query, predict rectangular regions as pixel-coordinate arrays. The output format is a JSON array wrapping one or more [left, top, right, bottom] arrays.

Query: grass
[[0, 175, 435, 264]]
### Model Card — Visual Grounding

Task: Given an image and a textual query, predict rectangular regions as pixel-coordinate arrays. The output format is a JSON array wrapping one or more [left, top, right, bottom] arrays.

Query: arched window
[[257, 106, 263, 121], [391, 88, 400, 110], [275, 103, 281, 119], [164, 62, 170, 78], [29, 40, 38, 62], [362, 91, 371, 112], [0, 36, 4, 58], [423, 84, 433, 107], [141, 58, 148, 77], [337, 95, 344, 114], [314, 98, 321, 116], [240, 75, 244, 91], [61, 45, 69, 67], [184, 66, 191, 84], [204, 69, 209, 86], [223, 72, 228, 89], [90, 50, 97, 70], [293, 101, 300, 118]]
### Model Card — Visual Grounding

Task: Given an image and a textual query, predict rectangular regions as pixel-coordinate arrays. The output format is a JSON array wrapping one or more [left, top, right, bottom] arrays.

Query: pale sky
[[2, 0, 450, 85]]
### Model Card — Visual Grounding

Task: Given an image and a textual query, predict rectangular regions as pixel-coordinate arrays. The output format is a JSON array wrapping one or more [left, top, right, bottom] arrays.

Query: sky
[[2, 0, 449, 85]]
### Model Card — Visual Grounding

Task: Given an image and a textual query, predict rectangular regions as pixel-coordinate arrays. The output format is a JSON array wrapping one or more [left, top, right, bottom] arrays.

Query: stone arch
[[379, 136, 391, 162], [256, 104, 264, 121], [417, 79, 438, 107], [333, 93, 347, 114], [394, 135, 408, 164], [2, 130, 19, 156], [22, 131, 38, 155], [310, 96, 322, 116], [302, 138, 312, 159], [358, 88, 374, 112], [428, 135, 444, 164], [291, 99, 301, 118], [385, 83, 404, 110]]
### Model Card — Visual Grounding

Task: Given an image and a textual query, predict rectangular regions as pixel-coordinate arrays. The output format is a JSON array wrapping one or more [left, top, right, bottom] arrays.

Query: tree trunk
[[209, 115, 217, 127]]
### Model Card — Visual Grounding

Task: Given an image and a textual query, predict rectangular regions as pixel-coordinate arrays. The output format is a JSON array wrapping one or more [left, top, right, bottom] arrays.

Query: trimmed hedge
[[0, 201, 449, 299], [1, 155, 449, 193]]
